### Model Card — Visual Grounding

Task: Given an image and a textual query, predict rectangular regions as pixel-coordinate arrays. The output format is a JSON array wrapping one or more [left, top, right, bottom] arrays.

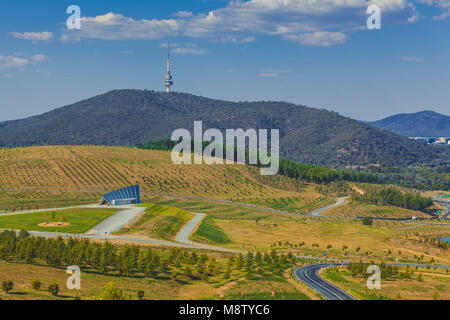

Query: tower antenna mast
[[164, 43, 173, 93]]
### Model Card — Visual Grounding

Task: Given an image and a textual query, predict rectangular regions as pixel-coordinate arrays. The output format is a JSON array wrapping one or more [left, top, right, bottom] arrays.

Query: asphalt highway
[[293, 264, 357, 300]]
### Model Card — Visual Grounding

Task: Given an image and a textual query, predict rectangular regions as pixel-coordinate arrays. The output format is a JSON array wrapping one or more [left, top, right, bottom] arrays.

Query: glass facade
[[101, 185, 141, 206]]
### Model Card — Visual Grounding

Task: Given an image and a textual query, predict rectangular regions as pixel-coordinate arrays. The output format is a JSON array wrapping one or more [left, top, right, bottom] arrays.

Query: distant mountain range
[[0, 90, 448, 167], [369, 111, 450, 137]]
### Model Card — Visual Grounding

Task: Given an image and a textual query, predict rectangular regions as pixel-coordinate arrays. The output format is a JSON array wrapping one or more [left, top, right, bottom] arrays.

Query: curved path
[[2, 196, 445, 253], [146, 192, 450, 226], [294, 264, 357, 300], [145, 192, 348, 217], [0, 205, 236, 253], [86, 205, 146, 236], [173, 212, 237, 252], [309, 198, 346, 217], [434, 199, 450, 220], [175, 213, 206, 244]]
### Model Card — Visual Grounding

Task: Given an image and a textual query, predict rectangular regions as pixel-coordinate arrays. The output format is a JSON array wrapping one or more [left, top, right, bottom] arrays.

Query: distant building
[[101, 185, 141, 206], [411, 137, 430, 143], [410, 136, 449, 146]]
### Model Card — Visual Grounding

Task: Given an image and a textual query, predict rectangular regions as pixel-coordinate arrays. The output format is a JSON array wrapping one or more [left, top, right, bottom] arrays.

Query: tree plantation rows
[[345, 261, 448, 282], [353, 186, 433, 211], [136, 139, 380, 184], [278, 158, 379, 184], [0, 230, 298, 282]]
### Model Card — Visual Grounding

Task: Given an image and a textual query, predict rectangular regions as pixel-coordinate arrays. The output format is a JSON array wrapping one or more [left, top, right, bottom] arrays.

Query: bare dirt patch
[[38, 222, 70, 228]]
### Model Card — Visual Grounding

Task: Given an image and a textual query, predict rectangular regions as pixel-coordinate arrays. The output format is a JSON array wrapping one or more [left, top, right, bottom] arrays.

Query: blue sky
[[0, 0, 449, 122]]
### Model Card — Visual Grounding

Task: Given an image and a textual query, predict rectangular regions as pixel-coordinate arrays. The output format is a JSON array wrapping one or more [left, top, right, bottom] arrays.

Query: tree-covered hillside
[[0, 90, 448, 167]]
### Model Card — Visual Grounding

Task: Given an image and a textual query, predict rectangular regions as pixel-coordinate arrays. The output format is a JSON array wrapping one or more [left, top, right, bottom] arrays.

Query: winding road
[[309, 198, 346, 217], [1, 195, 446, 255], [294, 260, 450, 300], [144, 192, 348, 217], [294, 264, 357, 300], [2, 198, 449, 301], [0, 205, 237, 252], [435, 199, 450, 220], [0, 195, 348, 252]]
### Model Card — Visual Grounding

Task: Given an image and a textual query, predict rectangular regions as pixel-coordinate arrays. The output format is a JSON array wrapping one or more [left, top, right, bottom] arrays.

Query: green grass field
[[191, 216, 231, 245], [116, 204, 194, 241], [0, 208, 118, 233]]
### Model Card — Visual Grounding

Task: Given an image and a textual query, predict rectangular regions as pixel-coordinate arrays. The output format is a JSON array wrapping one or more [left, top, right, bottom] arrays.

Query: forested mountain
[[369, 111, 450, 137], [0, 90, 448, 167]]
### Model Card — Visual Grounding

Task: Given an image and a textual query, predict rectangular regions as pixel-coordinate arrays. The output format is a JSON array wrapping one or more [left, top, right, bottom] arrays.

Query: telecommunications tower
[[164, 44, 173, 93]]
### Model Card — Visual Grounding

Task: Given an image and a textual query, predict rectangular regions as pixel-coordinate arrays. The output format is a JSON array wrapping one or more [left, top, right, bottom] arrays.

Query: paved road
[[86, 206, 146, 236], [146, 192, 450, 226], [145, 192, 341, 217], [309, 198, 346, 217], [146, 192, 349, 218], [172, 212, 237, 252], [16, 230, 237, 252], [294, 264, 357, 300], [175, 213, 206, 244], [0, 205, 237, 253], [393, 223, 426, 230], [435, 199, 450, 220]]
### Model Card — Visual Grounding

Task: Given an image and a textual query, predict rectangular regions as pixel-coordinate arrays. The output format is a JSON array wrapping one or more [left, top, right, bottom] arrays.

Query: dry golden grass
[[0, 259, 309, 300], [205, 215, 450, 264], [322, 266, 449, 300], [422, 190, 450, 197]]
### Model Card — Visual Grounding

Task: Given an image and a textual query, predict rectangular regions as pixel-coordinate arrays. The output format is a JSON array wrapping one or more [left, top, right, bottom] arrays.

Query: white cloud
[[400, 56, 424, 62], [57, 1, 418, 46], [31, 54, 47, 62], [0, 56, 28, 69], [232, 36, 256, 43], [62, 13, 180, 42], [10, 31, 53, 42], [285, 31, 348, 46], [258, 72, 279, 77], [0, 54, 48, 70], [417, 0, 450, 20], [258, 69, 292, 77], [172, 47, 206, 54], [160, 42, 206, 54], [173, 11, 194, 18], [433, 10, 450, 19]]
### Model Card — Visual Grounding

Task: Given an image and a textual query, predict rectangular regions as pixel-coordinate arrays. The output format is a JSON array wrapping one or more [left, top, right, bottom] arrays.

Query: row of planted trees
[[346, 261, 421, 280], [135, 139, 380, 185], [0, 230, 298, 282], [353, 186, 433, 211]]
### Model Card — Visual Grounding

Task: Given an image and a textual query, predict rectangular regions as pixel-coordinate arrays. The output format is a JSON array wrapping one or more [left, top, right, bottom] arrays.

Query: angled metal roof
[[101, 185, 141, 205]]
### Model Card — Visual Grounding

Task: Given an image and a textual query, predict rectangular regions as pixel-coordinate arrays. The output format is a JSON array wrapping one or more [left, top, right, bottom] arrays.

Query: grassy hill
[[0, 90, 448, 167], [0, 145, 331, 212]]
